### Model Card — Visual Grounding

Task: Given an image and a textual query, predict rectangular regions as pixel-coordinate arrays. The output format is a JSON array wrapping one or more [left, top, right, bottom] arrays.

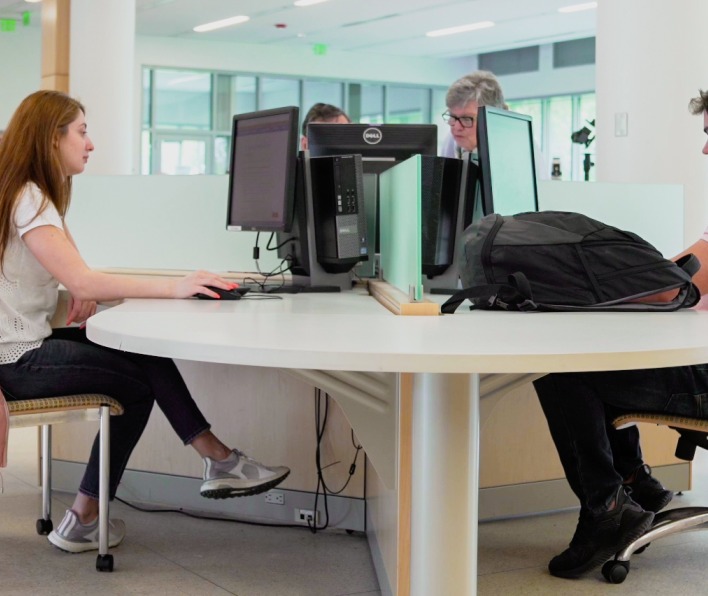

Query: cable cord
[[114, 496, 309, 530], [242, 232, 293, 292], [307, 389, 363, 534], [112, 388, 362, 535]]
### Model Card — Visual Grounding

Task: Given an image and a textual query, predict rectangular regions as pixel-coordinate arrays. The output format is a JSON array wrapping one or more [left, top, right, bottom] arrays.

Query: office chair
[[1, 389, 124, 571], [602, 412, 708, 584]]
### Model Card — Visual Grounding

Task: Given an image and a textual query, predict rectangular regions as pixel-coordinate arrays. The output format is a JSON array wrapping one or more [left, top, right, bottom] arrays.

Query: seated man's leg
[[599, 364, 708, 419], [534, 373, 654, 579], [604, 405, 673, 513], [535, 373, 623, 514]]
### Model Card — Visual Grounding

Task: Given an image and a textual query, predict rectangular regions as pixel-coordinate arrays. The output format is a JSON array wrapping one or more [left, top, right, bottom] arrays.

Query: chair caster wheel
[[634, 543, 650, 555], [96, 554, 114, 572], [602, 559, 629, 584], [36, 518, 53, 535]]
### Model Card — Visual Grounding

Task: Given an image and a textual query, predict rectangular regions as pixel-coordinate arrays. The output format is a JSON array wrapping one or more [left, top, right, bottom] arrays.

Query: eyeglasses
[[442, 111, 475, 128]]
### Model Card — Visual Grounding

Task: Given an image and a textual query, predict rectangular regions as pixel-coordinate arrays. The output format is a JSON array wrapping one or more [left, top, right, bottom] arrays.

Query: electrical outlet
[[294, 508, 319, 524], [265, 491, 284, 505]]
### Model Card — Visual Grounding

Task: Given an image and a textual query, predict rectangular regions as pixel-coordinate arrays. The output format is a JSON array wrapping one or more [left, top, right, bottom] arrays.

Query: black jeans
[[0, 327, 210, 499], [534, 365, 708, 515]]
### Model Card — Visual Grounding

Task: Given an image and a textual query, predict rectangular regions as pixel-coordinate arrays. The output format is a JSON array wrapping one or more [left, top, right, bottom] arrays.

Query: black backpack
[[441, 211, 701, 314]]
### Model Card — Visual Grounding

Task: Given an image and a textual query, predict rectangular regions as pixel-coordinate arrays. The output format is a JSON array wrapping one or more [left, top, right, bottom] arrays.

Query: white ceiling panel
[[0, 0, 597, 58]]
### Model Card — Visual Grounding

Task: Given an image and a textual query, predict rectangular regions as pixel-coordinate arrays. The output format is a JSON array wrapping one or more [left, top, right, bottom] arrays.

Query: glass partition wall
[[142, 67, 595, 181]]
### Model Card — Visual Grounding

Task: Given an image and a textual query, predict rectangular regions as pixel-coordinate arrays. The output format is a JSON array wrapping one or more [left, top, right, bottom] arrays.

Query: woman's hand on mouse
[[174, 270, 236, 299]]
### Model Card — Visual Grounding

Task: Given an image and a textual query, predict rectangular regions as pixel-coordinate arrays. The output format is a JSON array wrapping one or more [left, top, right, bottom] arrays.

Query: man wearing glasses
[[439, 70, 506, 159], [440, 70, 548, 179]]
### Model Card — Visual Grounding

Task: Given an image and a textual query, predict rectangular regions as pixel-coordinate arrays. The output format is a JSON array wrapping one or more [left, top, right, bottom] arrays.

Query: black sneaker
[[548, 487, 654, 579], [624, 463, 673, 513]]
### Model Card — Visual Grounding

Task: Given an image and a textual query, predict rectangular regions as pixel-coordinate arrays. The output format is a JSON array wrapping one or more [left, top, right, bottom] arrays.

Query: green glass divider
[[378, 155, 423, 301]]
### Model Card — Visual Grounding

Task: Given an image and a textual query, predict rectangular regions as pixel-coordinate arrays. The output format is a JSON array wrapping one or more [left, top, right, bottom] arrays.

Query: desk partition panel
[[537, 180, 684, 258], [69, 175, 282, 272], [378, 155, 423, 301]]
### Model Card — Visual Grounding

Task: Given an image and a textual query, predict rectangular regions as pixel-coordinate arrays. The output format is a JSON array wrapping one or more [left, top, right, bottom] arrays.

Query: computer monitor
[[226, 106, 299, 233], [307, 123, 438, 175], [476, 106, 539, 216], [420, 155, 463, 277], [421, 156, 477, 294]]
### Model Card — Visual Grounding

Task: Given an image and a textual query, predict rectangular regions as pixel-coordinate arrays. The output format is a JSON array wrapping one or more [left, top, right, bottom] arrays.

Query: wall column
[[69, 0, 135, 174], [595, 0, 708, 244], [40, 0, 70, 92]]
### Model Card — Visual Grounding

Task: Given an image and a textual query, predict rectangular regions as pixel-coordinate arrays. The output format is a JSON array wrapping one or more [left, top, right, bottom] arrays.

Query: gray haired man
[[440, 70, 506, 158]]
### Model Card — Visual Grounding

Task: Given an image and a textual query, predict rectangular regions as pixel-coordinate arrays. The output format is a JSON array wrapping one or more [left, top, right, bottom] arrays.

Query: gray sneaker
[[201, 449, 290, 499], [48, 509, 125, 553]]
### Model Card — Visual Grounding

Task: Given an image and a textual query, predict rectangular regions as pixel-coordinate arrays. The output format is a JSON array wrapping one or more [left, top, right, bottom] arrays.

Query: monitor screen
[[226, 106, 299, 232], [476, 106, 539, 216], [307, 123, 437, 175]]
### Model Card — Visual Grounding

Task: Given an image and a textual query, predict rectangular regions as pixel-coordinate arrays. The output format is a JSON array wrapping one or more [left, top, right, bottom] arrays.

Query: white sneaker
[[48, 509, 125, 553], [201, 449, 290, 499]]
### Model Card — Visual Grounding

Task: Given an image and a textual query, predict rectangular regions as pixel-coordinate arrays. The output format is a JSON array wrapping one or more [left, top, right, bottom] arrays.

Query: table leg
[[410, 372, 480, 596]]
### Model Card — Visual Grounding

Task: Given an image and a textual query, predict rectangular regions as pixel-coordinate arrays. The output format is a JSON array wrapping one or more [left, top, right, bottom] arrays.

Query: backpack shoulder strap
[[676, 253, 700, 278], [441, 282, 537, 313]]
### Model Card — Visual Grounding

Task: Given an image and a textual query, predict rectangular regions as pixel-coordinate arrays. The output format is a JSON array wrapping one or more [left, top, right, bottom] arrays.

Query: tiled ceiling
[[0, 0, 596, 58]]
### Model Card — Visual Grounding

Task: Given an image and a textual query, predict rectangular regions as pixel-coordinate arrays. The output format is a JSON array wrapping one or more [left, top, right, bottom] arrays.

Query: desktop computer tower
[[276, 154, 367, 290], [308, 154, 368, 273], [420, 155, 463, 277], [354, 172, 378, 279]]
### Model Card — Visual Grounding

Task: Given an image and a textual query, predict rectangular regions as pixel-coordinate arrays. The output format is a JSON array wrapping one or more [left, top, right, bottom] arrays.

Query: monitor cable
[[242, 232, 292, 292], [113, 389, 363, 536], [307, 388, 363, 534]]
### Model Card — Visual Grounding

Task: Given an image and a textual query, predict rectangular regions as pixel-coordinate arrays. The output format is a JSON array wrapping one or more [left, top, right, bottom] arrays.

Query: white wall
[[0, 27, 40, 129], [136, 35, 469, 87], [595, 0, 708, 243], [498, 44, 595, 100], [70, 0, 135, 175]]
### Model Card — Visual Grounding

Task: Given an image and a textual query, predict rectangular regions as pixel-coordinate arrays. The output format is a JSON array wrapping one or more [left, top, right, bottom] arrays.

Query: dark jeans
[[0, 327, 210, 500], [534, 365, 708, 515]]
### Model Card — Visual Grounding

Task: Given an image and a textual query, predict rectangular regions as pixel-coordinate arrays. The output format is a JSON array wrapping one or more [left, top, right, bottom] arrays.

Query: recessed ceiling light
[[294, 0, 329, 6], [24, 0, 42, 4], [558, 2, 598, 13], [426, 21, 495, 38], [193, 15, 250, 33]]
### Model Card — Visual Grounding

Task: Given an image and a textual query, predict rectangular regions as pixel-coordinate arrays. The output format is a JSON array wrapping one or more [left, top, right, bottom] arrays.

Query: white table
[[87, 293, 708, 595]]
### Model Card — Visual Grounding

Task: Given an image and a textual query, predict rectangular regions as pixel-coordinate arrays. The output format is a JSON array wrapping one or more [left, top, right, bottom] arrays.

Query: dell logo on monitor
[[362, 127, 383, 145]]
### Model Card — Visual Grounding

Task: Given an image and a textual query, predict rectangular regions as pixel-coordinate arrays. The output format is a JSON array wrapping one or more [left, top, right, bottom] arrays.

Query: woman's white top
[[0, 183, 61, 364]]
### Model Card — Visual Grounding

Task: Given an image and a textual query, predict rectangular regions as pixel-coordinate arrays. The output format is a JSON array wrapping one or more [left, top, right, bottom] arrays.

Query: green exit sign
[[312, 43, 328, 56], [0, 19, 16, 32]]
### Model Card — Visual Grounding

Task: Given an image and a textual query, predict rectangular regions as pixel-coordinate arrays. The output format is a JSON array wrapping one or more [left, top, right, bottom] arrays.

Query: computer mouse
[[194, 286, 250, 300]]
